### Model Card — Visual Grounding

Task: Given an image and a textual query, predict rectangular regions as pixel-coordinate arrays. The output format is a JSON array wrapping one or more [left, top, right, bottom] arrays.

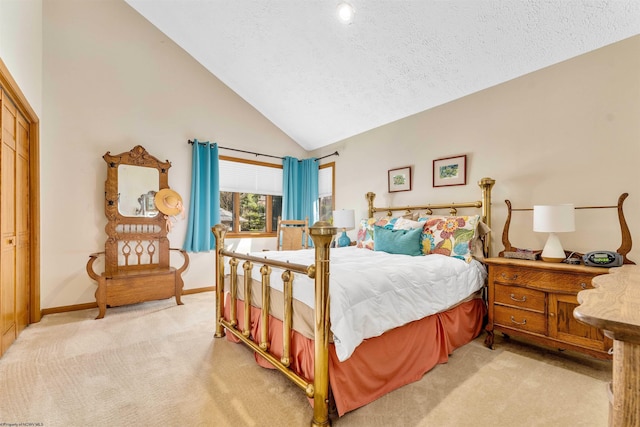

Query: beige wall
[[41, 0, 305, 308], [312, 35, 640, 264], [0, 0, 43, 116]]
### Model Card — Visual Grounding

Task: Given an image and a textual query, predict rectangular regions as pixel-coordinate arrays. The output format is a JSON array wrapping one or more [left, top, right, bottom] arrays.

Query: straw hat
[[154, 188, 183, 216]]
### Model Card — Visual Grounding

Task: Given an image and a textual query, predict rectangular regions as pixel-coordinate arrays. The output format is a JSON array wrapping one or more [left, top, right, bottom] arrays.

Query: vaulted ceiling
[[124, 1, 640, 151]]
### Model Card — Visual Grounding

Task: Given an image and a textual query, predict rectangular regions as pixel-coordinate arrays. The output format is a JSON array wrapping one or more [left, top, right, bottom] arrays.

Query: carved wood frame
[[102, 145, 172, 276], [499, 193, 634, 265]]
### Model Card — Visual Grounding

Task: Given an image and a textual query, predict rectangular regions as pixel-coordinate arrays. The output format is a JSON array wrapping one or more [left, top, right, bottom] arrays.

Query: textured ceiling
[[124, 1, 640, 151]]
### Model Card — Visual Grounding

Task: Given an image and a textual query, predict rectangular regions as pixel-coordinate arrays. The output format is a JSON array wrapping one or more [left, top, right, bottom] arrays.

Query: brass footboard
[[212, 222, 336, 427]]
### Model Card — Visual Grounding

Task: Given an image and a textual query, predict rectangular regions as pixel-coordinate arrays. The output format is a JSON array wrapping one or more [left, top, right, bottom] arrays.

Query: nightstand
[[484, 257, 613, 359]]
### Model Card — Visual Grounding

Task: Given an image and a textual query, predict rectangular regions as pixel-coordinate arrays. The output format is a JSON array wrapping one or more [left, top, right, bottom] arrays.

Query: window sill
[[226, 232, 276, 239]]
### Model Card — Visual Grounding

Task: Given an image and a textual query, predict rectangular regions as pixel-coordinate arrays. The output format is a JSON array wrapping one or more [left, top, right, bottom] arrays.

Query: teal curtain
[[184, 140, 220, 252], [282, 156, 319, 226]]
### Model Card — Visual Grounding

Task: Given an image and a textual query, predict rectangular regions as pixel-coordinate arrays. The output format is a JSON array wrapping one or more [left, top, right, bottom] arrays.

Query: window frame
[[220, 155, 282, 238], [220, 156, 335, 238]]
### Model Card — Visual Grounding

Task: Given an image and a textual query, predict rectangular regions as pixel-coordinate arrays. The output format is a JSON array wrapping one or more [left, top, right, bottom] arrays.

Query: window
[[220, 157, 334, 236], [318, 162, 335, 221], [220, 191, 282, 234], [220, 156, 282, 236]]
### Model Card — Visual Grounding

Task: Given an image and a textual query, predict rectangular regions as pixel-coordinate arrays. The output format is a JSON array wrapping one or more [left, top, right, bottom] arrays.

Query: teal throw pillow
[[373, 225, 422, 256]]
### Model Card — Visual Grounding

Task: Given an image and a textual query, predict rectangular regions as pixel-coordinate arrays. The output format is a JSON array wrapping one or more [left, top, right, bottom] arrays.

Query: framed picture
[[433, 155, 467, 187], [388, 166, 412, 193]]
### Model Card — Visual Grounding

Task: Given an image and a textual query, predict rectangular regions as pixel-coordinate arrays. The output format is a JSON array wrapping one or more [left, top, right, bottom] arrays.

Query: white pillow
[[392, 217, 424, 230]]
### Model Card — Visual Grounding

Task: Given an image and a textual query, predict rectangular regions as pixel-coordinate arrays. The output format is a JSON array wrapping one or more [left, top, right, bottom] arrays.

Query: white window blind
[[219, 160, 283, 196], [318, 166, 333, 198]]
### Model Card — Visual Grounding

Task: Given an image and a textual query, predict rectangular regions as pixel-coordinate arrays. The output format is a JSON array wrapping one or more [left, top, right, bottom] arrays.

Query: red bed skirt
[[224, 297, 486, 416]]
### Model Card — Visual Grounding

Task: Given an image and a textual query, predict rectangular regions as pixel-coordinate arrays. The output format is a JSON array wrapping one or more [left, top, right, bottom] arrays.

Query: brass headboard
[[365, 177, 495, 257]]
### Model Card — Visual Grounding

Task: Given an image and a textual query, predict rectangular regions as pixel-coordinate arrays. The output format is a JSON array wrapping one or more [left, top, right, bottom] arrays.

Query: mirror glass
[[117, 164, 160, 217]]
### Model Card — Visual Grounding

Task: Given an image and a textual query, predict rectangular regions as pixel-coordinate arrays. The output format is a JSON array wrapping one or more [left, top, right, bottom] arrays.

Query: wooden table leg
[[611, 339, 640, 427]]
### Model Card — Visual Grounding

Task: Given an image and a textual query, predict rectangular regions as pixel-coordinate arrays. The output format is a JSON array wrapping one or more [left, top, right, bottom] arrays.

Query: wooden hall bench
[[86, 145, 189, 319]]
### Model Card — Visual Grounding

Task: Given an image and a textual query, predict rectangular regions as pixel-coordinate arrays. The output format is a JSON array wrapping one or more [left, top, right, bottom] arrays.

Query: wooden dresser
[[484, 257, 613, 359]]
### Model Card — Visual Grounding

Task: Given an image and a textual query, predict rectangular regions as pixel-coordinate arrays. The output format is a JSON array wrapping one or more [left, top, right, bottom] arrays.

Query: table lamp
[[332, 209, 355, 247], [533, 204, 575, 262]]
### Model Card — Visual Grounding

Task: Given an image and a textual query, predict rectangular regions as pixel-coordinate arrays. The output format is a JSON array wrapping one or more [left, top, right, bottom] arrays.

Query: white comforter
[[229, 246, 487, 362]]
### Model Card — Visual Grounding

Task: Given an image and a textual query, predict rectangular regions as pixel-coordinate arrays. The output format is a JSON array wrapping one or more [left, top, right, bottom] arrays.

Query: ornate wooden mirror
[[87, 145, 189, 318]]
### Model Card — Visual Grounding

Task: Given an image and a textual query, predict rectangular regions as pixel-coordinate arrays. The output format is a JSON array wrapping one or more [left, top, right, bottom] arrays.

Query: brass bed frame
[[212, 177, 495, 427]]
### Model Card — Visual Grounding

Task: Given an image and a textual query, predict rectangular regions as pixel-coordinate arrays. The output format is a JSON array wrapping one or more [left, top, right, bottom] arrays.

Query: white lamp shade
[[332, 209, 355, 230], [533, 204, 575, 233]]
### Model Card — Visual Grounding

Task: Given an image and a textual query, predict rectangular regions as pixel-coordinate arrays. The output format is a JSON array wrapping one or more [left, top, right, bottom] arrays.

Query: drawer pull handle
[[500, 273, 518, 281], [510, 316, 527, 326], [509, 293, 527, 303], [580, 282, 587, 290]]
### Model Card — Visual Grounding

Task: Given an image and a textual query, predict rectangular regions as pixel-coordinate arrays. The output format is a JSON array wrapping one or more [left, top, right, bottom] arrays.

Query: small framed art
[[433, 155, 467, 187], [388, 166, 412, 193]]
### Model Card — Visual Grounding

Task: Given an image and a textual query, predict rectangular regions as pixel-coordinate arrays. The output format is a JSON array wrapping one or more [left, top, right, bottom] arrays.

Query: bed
[[212, 177, 495, 426]]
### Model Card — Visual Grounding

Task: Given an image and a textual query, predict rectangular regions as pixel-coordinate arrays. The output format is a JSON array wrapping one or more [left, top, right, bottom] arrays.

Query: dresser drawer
[[485, 258, 612, 359], [493, 265, 600, 294], [494, 305, 546, 335], [494, 283, 545, 312]]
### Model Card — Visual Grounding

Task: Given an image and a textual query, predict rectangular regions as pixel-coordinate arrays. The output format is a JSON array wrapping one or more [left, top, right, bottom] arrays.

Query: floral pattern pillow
[[418, 215, 480, 262], [356, 217, 396, 250]]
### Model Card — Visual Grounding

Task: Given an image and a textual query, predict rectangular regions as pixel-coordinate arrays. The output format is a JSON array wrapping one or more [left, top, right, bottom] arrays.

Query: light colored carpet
[[0, 292, 611, 426]]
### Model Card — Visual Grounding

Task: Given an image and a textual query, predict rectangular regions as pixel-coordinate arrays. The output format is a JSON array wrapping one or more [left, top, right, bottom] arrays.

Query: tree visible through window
[[220, 191, 282, 234], [319, 195, 333, 221], [240, 193, 265, 231], [318, 163, 334, 222]]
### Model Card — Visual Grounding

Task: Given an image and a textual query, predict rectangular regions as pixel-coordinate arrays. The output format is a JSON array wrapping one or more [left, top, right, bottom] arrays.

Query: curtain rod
[[187, 140, 338, 162]]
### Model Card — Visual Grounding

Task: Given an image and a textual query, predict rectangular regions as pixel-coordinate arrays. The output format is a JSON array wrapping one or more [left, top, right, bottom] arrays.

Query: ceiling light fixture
[[337, 2, 355, 24]]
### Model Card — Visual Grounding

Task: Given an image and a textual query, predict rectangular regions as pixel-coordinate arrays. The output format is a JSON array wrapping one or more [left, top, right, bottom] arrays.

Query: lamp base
[[337, 231, 351, 247], [541, 256, 565, 263], [541, 232, 566, 263]]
